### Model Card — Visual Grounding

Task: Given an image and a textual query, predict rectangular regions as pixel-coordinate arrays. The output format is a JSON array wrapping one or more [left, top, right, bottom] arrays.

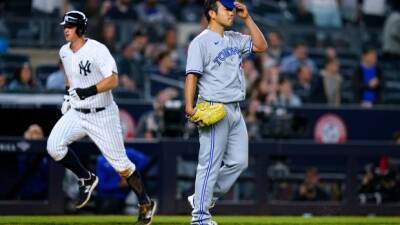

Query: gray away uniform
[[186, 29, 253, 225]]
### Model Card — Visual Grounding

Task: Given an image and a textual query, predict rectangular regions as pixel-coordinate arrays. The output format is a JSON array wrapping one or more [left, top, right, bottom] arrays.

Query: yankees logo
[[79, 60, 91, 76]]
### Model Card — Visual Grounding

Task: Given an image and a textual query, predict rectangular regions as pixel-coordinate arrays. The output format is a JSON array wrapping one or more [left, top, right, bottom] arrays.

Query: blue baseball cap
[[219, 0, 235, 11]]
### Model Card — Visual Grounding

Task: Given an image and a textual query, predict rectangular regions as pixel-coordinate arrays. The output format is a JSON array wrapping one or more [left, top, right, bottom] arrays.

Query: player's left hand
[[188, 102, 226, 128], [69, 85, 98, 100], [69, 89, 81, 100], [234, 1, 249, 20], [61, 95, 71, 114]]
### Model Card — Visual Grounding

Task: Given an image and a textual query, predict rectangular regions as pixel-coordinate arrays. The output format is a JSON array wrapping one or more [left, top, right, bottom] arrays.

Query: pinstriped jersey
[[60, 39, 118, 108], [186, 29, 252, 103]]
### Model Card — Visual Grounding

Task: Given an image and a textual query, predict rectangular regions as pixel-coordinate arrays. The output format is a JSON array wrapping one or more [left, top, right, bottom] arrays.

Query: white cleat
[[187, 194, 216, 210]]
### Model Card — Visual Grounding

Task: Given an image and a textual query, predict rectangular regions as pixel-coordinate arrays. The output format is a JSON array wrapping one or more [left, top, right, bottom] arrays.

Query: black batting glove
[[70, 85, 97, 100]]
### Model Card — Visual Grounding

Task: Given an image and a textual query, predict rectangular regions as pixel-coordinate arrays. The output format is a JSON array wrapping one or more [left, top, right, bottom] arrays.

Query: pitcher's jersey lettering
[[185, 29, 253, 103], [212, 47, 241, 66], [60, 39, 118, 108]]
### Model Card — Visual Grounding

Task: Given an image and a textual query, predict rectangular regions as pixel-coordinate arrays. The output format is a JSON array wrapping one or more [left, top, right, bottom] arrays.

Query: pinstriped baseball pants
[[47, 102, 136, 173]]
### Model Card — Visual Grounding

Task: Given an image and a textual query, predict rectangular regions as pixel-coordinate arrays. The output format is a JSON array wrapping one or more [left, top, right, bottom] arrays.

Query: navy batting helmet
[[60, 11, 88, 36]]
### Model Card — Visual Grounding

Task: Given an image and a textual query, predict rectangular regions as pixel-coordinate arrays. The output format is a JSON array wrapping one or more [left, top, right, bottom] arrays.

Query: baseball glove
[[189, 102, 226, 127]]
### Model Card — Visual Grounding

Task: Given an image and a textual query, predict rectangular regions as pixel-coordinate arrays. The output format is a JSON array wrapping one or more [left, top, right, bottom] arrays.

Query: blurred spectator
[[0, 72, 7, 91], [263, 65, 280, 85], [84, 0, 102, 36], [136, 88, 178, 140], [96, 147, 151, 214], [352, 48, 383, 107], [340, 0, 360, 25], [281, 42, 317, 75], [156, 50, 176, 74], [243, 57, 259, 92], [251, 76, 279, 105], [117, 42, 142, 92], [32, 0, 70, 17], [265, 81, 279, 106], [98, 20, 118, 54], [23, 124, 44, 140], [359, 156, 400, 204], [293, 0, 314, 25], [273, 77, 302, 107], [46, 60, 65, 91], [85, 0, 100, 18], [293, 64, 314, 103], [150, 50, 179, 96], [358, 164, 379, 204], [325, 47, 337, 61], [304, 0, 342, 27], [102, 0, 137, 20], [258, 52, 277, 71], [294, 167, 329, 201], [267, 31, 288, 64], [17, 124, 48, 200], [312, 58, 342, 106], [135, 0, 176, 25], [382, 1, 400, 61], [8, 63, 42, 92], [245, 99, 262, 140], [249, 78, 267, 103], [361, 0, 387, 28], [131, 30, 151, 64], [267, 156, 290, 179], [393, 131, 400, 145], [159, 28, 186, 69], [0, 35, 8, 54]]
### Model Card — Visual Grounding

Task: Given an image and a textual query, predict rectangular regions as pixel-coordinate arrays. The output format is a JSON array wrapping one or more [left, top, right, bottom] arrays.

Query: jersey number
[[79, 60, 91, 76]]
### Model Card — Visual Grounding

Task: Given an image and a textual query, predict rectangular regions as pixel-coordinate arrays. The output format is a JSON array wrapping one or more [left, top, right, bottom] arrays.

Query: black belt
[[74, 107, 105, 114]]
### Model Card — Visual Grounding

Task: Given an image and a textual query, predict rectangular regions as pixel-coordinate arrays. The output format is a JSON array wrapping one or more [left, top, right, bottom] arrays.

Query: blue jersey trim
[[249, 41, 253, 53], [186, 70, 203, 77]]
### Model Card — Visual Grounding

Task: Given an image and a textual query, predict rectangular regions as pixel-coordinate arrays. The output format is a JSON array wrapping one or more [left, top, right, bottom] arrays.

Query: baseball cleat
[[76, 172, 98, 209], [135, 199, 157, 225], [187, 194, 216, 209]]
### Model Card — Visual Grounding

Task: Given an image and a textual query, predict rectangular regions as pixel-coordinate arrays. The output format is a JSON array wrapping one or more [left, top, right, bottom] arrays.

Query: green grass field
[[0, 216, 400, 225]]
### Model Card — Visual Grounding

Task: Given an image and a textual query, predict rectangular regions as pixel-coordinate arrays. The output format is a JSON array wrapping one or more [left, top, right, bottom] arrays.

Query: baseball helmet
[[60, 11, 88, 36]]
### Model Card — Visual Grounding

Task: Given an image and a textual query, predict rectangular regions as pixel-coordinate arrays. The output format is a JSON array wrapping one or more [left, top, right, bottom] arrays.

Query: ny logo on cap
[[79, 60, 91, 76]]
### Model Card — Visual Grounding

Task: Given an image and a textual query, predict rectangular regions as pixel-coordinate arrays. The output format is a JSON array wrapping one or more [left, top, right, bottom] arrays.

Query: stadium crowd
[[0, 1, 399, 139]]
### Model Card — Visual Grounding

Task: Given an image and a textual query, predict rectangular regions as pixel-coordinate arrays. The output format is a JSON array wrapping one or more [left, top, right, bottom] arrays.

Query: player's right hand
[[61, 95, 71, 114]]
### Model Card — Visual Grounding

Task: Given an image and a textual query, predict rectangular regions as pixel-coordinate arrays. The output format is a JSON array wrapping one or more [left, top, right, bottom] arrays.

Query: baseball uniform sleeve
[[233, 32, 253, 55], [185, 39, 204, 77], [96, 45, 118, 78]]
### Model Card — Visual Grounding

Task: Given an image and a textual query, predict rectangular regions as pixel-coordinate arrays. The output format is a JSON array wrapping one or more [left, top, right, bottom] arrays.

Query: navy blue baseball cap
[[219, 0, 235, 11], [205, 0, 235, 11]]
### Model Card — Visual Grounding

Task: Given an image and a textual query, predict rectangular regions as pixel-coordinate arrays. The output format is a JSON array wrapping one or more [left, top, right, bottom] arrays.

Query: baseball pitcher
[[185, 1, 267, 224]]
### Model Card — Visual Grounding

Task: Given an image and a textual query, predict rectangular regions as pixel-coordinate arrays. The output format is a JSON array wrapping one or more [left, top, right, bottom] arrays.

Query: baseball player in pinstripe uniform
[[46, 11, 156, 225], [185, 1, 267, 224]]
